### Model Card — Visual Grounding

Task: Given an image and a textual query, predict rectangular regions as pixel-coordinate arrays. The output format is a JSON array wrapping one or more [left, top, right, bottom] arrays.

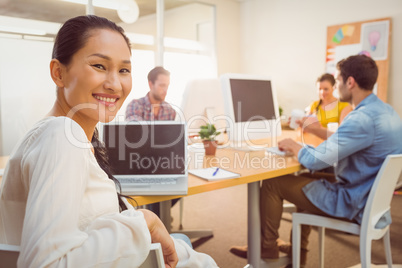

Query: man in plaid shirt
[[125, 66, 176, 121], [125, 66, 178, 217]]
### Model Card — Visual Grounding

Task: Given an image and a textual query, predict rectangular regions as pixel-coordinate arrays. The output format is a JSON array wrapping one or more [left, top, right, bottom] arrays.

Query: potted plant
[[198, 124, 221, 155]]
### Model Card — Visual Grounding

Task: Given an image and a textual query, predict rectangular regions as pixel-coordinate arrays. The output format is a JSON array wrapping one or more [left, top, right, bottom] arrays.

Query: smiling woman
[[0, 15, 218, 268], [49, 18, 132, 134]]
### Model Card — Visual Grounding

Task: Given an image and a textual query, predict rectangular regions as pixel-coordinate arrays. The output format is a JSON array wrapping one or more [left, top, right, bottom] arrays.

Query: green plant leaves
[[198, 124, 221, 141]]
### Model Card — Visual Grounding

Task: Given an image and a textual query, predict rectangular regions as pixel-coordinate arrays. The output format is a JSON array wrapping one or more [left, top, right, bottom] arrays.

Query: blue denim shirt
[[299, 94, 402, 224]]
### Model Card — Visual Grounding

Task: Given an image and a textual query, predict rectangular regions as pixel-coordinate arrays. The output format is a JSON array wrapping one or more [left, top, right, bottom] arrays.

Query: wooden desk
[[131, 130, 321, 206], [131, 152, 301, 206], [131, 130, 321, 268]]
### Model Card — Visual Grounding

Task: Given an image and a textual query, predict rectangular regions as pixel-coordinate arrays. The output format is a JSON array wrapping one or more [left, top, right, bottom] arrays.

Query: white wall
[[0, 38, 55, 155], [211, 0, 242, 75], [238, 0, 402, 117], [121, 3, 214, 40], [116, 3, 218, 120], [122, 0, 242, 76]]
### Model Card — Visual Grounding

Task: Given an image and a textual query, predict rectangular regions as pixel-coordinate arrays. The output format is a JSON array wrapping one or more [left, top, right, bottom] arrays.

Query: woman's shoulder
[[338, 101, 350, 110], [29, 116, 86, 141], [7, 117, 90, 177], [308, 100, 320, 112], [21, 116, 89, 155]]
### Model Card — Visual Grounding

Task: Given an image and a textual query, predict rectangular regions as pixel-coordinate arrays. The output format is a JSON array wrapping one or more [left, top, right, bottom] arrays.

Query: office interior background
[[1, 1, 402, 267]]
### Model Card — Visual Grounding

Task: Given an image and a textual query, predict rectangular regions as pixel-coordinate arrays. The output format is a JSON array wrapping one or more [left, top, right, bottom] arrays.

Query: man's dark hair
[[336, 55, 378, 91], [148, 66, 170, 84]]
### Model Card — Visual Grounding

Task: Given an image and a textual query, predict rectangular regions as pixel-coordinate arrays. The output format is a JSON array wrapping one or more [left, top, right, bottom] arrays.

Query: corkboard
[[326, 18, 391, 102]]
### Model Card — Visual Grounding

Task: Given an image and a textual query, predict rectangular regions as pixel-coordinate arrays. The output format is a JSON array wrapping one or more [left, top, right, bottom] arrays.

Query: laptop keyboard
[[119, 177, 177, 185]]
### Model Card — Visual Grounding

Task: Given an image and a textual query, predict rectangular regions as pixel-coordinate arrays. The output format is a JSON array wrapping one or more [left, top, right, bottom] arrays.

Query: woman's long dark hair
[[53, 15, 135, 211], [52, 15, 131, 64], [92, 129, 137, 211]]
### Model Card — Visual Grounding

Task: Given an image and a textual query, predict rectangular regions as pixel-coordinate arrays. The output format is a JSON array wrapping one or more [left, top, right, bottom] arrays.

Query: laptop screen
[[102, 122, 186, 176]]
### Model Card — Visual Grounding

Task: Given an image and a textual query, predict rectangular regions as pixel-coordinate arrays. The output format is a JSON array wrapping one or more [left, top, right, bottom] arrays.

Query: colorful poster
[[360, 20, 390, 60], [332, 25, 355, 44]]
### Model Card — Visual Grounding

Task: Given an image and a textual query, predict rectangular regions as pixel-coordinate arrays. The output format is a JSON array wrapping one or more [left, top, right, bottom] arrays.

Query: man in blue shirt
[[230, 55, 402, 266]]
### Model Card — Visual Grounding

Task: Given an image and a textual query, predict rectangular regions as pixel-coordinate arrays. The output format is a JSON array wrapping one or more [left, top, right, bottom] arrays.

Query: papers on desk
[[188, 167, 240, 181]]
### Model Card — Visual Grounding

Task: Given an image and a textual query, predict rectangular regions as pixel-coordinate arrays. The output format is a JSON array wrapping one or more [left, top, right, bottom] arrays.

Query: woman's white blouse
[[0, 117, 218, 267]]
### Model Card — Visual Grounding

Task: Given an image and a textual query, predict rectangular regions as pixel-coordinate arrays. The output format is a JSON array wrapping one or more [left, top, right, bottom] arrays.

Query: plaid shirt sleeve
[[125, 96, 176, 121], [158, 103, 176, 120], [125, 99, 144, 121]]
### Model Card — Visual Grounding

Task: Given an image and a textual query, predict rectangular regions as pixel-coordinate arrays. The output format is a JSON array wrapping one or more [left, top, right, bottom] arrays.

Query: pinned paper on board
[[334, 44, 362, 65], [326, 44, 362, 75], [332, 25, 355, 44], [326, 46, 336, 63], [325, 46, 336, 75], [360, 20, 389, 60]]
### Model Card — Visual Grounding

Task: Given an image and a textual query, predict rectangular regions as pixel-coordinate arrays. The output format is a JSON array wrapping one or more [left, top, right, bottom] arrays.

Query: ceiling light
[[117, 0, 139, 24], [0, 26, 46, 36], [62, 0, 139, 24]]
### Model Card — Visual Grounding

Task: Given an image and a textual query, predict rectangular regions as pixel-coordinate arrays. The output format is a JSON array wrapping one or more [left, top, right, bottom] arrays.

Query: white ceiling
[[0, 0, 191, 25]]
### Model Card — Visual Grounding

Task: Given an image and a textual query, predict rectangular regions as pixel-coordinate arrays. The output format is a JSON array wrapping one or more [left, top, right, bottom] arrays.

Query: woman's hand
[[138, 209, 178, 268]]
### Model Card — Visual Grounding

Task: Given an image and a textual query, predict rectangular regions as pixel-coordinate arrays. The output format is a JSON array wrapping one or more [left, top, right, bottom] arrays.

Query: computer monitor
[[178, 78, 227, 137], [220, 73, 281, 146]]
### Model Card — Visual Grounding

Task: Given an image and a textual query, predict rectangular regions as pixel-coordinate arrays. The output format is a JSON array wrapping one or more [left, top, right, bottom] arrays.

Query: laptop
[[101, 121, 188, 195]]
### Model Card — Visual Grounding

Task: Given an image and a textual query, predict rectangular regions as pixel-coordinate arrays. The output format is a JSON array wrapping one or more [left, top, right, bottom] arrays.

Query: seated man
[[230, 55, 402, 266], [125, 66, 178, 217], [126, 66, 176, 121]]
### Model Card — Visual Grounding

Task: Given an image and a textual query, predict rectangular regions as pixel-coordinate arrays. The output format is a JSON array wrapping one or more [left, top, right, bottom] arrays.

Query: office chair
[[0, 243, 164, 268], [292, 154, 402, 268], [139, 243, 165, 268], [0, 244, 19, 268]]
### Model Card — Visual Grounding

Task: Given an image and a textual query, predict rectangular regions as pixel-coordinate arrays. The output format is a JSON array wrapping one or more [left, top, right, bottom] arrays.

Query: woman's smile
[[93, 93, 120, 107]]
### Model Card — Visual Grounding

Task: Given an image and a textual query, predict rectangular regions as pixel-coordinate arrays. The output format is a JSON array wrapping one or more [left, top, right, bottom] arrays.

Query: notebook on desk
[[189, 167, 240, 181], [101, 121, 188, 195]]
